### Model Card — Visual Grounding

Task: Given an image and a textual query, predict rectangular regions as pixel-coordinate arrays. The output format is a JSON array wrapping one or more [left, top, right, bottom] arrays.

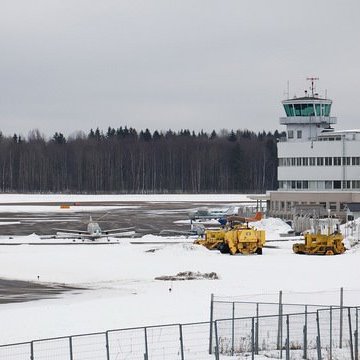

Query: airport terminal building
[[267, 81, 360, 219]]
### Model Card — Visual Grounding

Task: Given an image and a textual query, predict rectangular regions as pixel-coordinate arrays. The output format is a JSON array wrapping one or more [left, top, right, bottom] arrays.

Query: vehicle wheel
[[256, 247, 263, 255], [218, 243, 230, 254]]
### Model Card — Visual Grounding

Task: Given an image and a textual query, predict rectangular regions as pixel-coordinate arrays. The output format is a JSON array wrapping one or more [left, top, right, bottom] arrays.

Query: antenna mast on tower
[[306, 77, 319, 97]]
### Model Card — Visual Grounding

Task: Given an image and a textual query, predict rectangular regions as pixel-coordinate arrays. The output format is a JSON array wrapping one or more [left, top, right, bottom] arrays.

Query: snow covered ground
[[0, 195, 359, 348], [0, 193, 254, 204]]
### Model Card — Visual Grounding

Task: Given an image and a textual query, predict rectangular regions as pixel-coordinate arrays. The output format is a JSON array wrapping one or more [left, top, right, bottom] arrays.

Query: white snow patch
[[0, 193, 255, 203], [0, 221, 21, 226], [250, 217, 293, 240]]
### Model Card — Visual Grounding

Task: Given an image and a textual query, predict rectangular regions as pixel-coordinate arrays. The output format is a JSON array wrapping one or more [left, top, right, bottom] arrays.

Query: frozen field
[[0, 194, 359, 348]]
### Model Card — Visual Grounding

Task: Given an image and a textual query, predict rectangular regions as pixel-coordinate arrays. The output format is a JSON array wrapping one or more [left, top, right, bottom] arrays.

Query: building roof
[[290, 96, 326, 101], [328, 129, 360, 134], [316, 129, 360, 139], [282, 96, 330, 103], [248, 194, 270, 201]]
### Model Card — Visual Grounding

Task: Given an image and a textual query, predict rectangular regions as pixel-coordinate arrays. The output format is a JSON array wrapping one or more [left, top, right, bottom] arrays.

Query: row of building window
[[279, 156, 360, 167], [318, 134, 359, 141], [278, 180, 360, 190], [318, 136, 342, 141], [271, 200, 343, 212]]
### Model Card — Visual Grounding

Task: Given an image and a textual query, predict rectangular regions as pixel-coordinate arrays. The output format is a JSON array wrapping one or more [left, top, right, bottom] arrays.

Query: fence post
[[231, 302, 235, 356], [209, 293, 214, 354], [340, 287, 344, 349], [303, 305, 307, 360], [355, 308, 359, 360], [255, 303, 259, 355], [355, 329, 358, 360], [144, 327, 149, 360], [251, 317, 255, 360], [348, 308, 354, 360], [30, 341, 34, 360], [330, 306, 332, 360], [316, 311, 322, 360], [316, 336, 322, 360], [214, 320, 220, 360], [105, 331, 110, 360], [286, 315, 290, 360], [277, 290, 283, 350], [69, 336, 73, 360], [179, 324, 185, 360]]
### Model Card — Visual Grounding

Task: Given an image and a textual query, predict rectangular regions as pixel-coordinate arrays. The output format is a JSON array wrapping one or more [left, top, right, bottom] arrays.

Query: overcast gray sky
[[1, 0, 359, 137]]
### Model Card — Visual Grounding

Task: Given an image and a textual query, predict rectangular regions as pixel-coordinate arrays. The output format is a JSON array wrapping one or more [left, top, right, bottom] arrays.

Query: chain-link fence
[[208, 293, 339, 355], [210, 294, 337, 322], [215, 307, 360, 360], [0, 306, 359, 359], [317, 307, 360, 360], [0, 322, 215, 360]]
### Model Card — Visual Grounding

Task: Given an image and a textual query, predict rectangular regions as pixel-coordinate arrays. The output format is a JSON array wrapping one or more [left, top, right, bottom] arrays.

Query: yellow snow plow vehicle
[[293, 216, 345, 255], [195, 224, 265, 255]]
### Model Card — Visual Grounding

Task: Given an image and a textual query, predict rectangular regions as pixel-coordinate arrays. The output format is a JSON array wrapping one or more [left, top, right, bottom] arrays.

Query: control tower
[[276, 77, 360, 193], [254, 78, 360, 219], [280, 78, 337, 141]]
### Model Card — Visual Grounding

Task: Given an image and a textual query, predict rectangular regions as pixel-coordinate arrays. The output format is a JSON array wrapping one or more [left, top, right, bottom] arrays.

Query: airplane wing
[[83, 231, 136, 238], [225, 206, 237, 216], [102, 227, 135, 234], [159, 229, 198, 236], [107, 231, 136, 237], [53, 228, 88, 235], [160, 229, 187, 235]]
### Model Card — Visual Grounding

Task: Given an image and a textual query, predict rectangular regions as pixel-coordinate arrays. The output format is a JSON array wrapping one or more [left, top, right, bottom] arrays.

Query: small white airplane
[[188, 206, 237, 221], [53, 216, 135, 240]]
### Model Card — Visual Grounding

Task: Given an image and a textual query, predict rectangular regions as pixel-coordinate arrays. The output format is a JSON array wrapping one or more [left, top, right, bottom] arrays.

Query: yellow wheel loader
[[195, 225, 265, 255]]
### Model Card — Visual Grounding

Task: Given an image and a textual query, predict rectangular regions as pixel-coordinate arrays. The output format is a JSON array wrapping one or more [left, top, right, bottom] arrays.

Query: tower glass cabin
[[280, 95, 337, 142]]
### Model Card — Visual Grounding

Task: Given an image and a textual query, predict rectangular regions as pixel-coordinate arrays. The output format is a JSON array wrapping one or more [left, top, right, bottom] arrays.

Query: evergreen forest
[[0, 127, 282, 193]]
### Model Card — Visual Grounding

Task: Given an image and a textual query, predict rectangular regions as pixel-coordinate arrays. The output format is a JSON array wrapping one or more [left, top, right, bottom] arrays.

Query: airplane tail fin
[[254, 212, 263, 221]]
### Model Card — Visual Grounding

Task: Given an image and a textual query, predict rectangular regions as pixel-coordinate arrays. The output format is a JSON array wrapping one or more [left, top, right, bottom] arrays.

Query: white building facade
[[278, 129, 360, 191], [267, 82, 360, 218]]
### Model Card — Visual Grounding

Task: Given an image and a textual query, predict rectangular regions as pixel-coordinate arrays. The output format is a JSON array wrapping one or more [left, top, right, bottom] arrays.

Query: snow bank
[[341, 217, 360, 249], [250, 217, 293, 240]]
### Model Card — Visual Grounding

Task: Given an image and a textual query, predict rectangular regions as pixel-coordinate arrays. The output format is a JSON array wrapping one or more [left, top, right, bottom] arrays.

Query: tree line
[[0, 127, 282, 193]]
